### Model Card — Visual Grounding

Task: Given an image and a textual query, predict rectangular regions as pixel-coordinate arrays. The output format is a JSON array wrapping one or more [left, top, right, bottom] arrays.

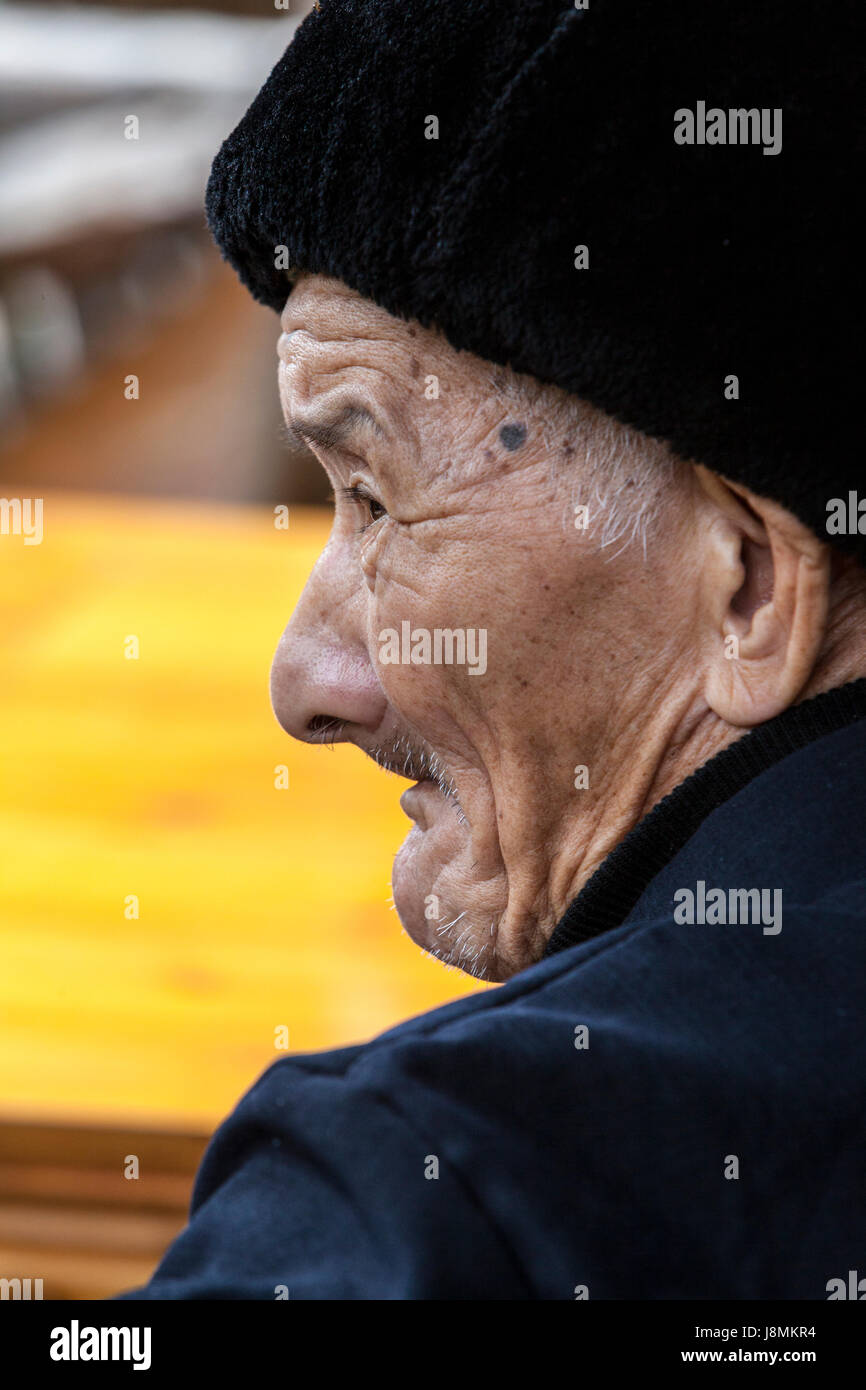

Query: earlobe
[[696, 469, 831, 728]]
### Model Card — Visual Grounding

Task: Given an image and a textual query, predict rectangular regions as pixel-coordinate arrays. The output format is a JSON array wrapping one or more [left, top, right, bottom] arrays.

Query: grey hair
[[489, 367, 687, 560], [566, 410, 684, 559]]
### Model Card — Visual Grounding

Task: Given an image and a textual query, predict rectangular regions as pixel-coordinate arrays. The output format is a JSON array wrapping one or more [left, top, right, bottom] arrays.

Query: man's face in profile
[[270, 274, 698, 982]]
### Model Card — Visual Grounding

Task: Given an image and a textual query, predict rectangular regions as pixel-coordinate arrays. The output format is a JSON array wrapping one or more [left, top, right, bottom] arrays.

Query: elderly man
[[120, 1, 864, 1299]]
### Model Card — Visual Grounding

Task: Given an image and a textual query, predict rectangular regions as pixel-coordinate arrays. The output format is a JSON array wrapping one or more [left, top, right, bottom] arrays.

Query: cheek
[[361, 502, 598, 742], [365, 529, 490, 728]]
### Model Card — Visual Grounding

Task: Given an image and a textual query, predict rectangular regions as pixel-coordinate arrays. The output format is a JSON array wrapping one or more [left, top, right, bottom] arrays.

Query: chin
[[391, 830, 437, 952], [392, 852, 496, 980]]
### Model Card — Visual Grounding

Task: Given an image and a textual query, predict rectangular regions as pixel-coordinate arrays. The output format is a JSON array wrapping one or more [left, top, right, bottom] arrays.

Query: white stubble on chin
[[391, 795, 500, 978]]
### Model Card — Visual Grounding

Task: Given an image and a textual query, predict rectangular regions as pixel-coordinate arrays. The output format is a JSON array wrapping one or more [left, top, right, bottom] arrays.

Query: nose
[[270, 539, 386, 743]]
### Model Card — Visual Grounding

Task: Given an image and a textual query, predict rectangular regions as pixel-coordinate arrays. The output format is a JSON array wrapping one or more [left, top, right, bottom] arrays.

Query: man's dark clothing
[[119, 682, 866, 1299]]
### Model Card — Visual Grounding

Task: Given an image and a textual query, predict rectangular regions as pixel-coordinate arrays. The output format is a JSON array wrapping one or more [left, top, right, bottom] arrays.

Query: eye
[[340, 483, 388, 532]]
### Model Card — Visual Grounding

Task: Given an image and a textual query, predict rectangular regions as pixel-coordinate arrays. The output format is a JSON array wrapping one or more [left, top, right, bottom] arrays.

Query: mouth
[[354, 731, 459, 801], [305, 720, 490, 971], [399, 778, 448, 830], [308, 721, 462, 825]]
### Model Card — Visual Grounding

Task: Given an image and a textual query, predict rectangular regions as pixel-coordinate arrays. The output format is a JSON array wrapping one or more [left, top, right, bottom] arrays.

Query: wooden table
[[0, 491, 483, 1296]]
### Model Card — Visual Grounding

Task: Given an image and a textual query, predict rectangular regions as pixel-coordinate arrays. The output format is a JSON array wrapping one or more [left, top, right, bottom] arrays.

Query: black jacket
[[119, 681, 866, 1299]]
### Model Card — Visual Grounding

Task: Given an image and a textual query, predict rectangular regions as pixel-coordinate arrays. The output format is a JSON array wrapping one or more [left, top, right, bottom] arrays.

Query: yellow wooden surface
[[0, 491, 483, 1131]]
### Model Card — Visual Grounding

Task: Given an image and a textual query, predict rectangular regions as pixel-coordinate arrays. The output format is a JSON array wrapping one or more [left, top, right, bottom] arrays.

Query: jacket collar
[[544, 678, 866, 958]]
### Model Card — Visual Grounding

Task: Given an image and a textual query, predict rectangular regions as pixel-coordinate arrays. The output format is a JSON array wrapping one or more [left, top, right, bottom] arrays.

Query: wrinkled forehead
[[276, 275, 507, 458], [275, 273, 542, 486], [276, 274, 440, 459], [279, 273, 421, 354]]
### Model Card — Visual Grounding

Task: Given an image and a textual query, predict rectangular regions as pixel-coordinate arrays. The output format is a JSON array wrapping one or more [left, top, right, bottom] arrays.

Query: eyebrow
[[287, 404, 381, 452]]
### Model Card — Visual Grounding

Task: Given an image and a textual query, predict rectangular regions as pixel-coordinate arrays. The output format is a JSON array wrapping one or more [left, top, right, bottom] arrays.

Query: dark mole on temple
[[499, 422, 527, 451]]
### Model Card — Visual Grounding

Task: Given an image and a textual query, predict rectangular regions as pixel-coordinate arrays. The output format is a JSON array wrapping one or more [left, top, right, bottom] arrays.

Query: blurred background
[[0, 0, 483, 1299]]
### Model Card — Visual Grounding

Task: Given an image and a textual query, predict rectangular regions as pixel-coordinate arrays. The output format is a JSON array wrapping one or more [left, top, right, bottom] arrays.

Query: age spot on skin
[[499, 422, 527, 452]]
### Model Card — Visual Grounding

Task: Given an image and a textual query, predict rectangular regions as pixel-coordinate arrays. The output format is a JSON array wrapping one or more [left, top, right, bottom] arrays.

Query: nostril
[[306, 715, 346, 743], [270, 631, 386, 742]]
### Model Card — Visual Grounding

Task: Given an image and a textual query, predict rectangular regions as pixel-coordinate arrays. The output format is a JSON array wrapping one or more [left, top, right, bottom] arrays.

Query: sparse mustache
[[365, 733, 457, 798], [304, 717, 458, 795], [306, 718, 456, 798]]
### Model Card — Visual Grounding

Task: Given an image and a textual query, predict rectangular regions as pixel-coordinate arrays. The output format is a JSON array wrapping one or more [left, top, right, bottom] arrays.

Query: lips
[[399, 778, 444, 831]]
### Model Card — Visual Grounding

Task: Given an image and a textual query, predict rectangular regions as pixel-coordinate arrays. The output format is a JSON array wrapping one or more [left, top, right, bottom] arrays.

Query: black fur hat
[[206, 0, 861, 559]]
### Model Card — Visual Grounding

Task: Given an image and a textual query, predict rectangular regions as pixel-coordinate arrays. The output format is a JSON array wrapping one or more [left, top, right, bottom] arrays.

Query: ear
[[694, 465, 831, 727]]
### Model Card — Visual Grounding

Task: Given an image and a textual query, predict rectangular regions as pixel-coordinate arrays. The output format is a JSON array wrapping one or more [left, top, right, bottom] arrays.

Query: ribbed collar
[[544, 678, 866, 958]]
